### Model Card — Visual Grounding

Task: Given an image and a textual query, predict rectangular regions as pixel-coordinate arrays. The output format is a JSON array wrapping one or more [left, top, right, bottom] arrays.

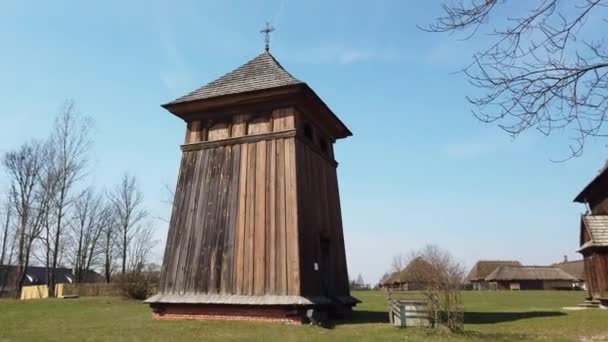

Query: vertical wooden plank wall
[[159, 108, 302, 297], [295, 137, 351, 299]]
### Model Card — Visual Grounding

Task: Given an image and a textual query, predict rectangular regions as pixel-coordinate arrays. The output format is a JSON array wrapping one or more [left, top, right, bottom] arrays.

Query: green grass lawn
[[0, 290, 607, 341]]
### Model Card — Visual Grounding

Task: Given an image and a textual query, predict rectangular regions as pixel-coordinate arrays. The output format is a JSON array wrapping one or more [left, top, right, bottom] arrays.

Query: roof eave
[[162, 83, 353, 140], [299, 83, 353, 139], [161, 84, 304, 118], [573, 166, 608, 203]]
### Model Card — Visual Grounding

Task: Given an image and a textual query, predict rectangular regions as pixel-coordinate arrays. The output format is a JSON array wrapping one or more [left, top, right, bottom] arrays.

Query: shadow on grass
[[465, 311, 566, 324], [325, 310, 565, 328], [324, 310, 389, 328]]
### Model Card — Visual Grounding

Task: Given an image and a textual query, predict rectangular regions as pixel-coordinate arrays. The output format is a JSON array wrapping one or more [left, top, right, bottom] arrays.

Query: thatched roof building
[[399, 257, 435, 284], [381, 257, 435, 290], [485, 266, 576, 290], [467, 260, 521, 283], [485, 266, 576, 282], [551, 259, 585, 281]]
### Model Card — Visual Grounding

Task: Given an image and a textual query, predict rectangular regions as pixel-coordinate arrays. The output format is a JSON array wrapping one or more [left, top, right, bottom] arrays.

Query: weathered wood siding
[[295, 138, 350, 299], [159, 108, 303, 297], [584, 252, 608, 299], [580, 214, 608, 300]]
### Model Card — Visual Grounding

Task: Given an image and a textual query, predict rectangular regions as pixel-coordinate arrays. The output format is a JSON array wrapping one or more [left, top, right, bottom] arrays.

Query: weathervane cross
[[260, 22, 275, 52]]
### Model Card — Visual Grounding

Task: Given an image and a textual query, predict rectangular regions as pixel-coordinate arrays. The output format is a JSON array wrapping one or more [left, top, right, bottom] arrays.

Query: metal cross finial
[[260, 22, 275, 52]]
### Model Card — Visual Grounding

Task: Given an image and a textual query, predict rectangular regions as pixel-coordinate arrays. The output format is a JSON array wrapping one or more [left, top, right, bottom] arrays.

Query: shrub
[[117, 267, 158, 300]]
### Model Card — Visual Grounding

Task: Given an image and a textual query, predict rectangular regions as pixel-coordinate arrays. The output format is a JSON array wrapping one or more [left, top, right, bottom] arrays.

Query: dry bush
[[116, 264, 159, 300], [406, 245, 465, 333]]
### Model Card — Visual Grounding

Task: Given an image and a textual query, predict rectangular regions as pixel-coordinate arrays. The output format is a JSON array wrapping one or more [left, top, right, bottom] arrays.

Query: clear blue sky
[[1, 0, 606, 284]]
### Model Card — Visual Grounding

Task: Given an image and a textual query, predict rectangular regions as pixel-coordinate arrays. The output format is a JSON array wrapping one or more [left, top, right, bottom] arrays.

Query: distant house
[[551, 257, 586, 290], [380, 271, 402, 289], [399, 257, 435, 290], [573, 163, 608, 304], [484, 266, 577, 290], [0, 265, 101, 297], [380, 257, 435, 290], [467, 260, 522, 290]]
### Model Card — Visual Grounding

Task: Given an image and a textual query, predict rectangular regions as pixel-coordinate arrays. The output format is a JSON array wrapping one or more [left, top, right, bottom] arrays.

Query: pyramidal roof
[[168, 52, 303, 105]]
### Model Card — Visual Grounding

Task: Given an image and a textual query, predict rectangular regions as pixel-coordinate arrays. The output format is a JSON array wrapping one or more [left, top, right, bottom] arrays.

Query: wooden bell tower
[[146, 51, 357, 323]]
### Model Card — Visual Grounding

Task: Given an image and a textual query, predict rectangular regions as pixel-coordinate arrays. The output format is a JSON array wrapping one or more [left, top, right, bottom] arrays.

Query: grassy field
[[0, 290, 607, 341]]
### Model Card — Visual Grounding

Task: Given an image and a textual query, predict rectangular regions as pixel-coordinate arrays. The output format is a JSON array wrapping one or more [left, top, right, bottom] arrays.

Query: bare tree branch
[[45, 100, 92, 296], [425, 0, 608, 158], [67, 188, 112, 283], [109, 174, 148, 275], [3, 140, 53, 297]]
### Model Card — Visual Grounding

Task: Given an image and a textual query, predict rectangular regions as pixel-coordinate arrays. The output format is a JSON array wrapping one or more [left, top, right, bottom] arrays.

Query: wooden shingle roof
[[574, 162, 608, 203], [467, 260, 522, 282], [485, 266, 576, 281], [167, 52, 303, 105], [580, 215, 608, 251]]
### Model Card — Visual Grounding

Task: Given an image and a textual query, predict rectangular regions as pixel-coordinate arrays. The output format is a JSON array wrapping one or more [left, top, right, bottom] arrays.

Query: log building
[[484, 265, 576, 290], [574, 166, 608, 305], [145, 51, 358, 323], [466, 260, 522, 291]]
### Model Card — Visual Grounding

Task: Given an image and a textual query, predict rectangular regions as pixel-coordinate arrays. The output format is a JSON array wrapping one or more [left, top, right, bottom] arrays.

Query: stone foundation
[[150, 304, 307, 325]]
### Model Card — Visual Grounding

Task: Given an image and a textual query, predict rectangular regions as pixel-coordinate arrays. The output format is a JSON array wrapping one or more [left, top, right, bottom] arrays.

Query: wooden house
[[145, 51, 358, 323], [551, 257, 586, 290], [380, 271, 402, 290], [484, 266, 576, 290], [466, 260, 521, 290], [398, 257, 435, 291], [380, 258, 435, 290], [0, 265, 94, 298], [574, 164, 608, 304]]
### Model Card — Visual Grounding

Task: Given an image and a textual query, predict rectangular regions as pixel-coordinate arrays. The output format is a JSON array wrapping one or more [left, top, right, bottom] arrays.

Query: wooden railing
[[387, 290, 435, 327]]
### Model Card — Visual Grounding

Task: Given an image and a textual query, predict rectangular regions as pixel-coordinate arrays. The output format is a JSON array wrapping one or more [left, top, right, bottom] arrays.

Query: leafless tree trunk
[[0, 200, 13, 266], [68, 189, 111, 283], [3, 141, 53, 298], [390, 254, 407, 273], [101, 214, 116, 283], [46, 101, 91, 296], [424, 0, 608, 159], [128, 224, 157, 274], [109, 174, 148, 275], [0, 199, 15, 296]]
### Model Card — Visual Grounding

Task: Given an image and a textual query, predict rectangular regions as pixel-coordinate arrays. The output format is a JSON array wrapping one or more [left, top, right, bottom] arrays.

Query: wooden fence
[[387, 290, 435, 327], [61, 283, 122, 297]]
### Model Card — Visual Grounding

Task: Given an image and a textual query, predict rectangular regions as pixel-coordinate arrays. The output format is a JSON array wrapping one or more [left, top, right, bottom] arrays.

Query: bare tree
[[390, 253, 408, 273], [100, 211, 117, 283], [411, 245, 466, 333], [45, 101, 91, 296], [128, 224, 157, 273], [0, 198, 13, 266], [3, 141, 54, 298], [0, 197, 16, 296], [109, 174, 148, 275], [356, 274, 365, 287], [425, 0, 608, 158], [68, 189, 112, 283]]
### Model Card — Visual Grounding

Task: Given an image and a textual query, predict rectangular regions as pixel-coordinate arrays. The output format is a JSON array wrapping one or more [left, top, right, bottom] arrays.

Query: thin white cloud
[[282, 43, 408, 65], [443, 140, 497, 160], [441, 132, 526, 160], [273, 0, 289, 26], [159, 30, 195, 95]]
